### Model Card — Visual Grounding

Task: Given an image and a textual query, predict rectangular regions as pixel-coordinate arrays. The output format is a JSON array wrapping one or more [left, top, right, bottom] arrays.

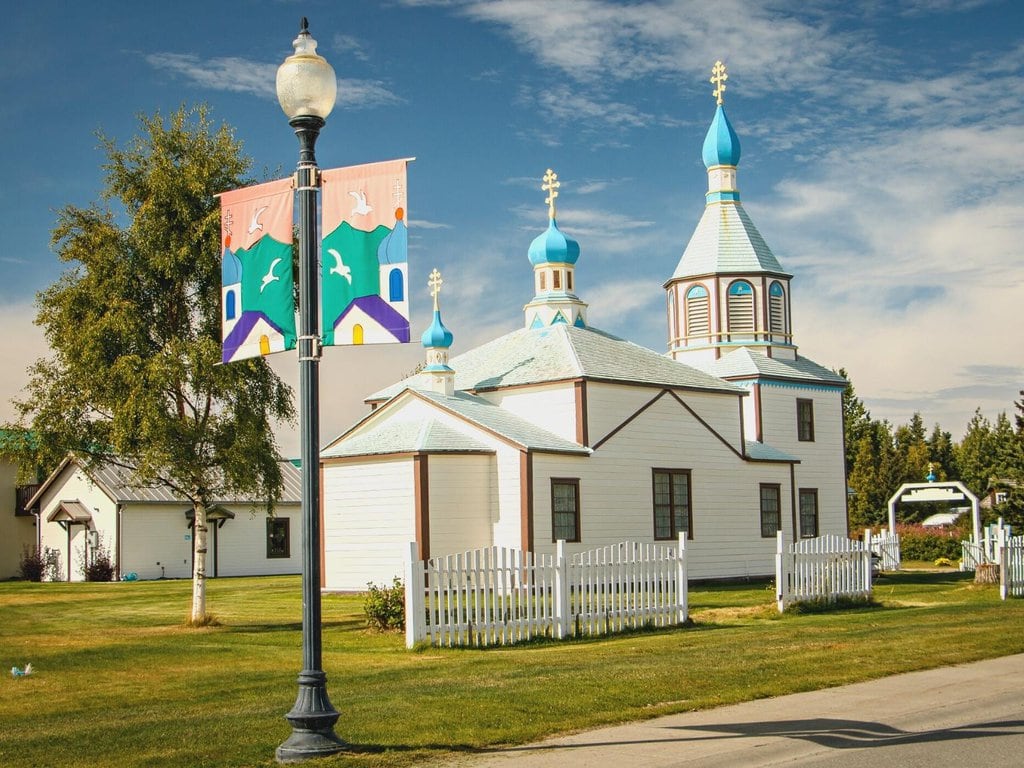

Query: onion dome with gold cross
[[524, 169, 588, 330], [421, 268, 456, 395], [665, 61, 795, 366]]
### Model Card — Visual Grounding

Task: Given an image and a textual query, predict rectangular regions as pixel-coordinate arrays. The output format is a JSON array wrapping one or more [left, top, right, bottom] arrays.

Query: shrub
[[896, 524, 962, 562], [19, 546, 44, 581], [934, 557, 958, 568], [363, 578, 405, 631], [79, 539, 115, 582], [43, 547, 62, 582]]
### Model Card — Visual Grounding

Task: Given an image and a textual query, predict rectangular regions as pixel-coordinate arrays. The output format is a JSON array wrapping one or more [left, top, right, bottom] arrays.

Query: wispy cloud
[[145, 52, 401, 108]]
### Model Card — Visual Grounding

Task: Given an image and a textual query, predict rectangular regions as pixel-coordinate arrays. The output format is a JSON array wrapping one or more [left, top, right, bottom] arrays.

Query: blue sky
[[2, 0, 1022, 455]]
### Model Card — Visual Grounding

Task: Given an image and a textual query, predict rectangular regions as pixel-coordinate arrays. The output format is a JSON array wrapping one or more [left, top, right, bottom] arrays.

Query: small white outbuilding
[[28, 455, 302, 582]]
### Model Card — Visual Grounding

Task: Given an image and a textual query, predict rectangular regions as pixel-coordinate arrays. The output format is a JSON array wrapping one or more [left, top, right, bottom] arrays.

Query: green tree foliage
[[954, 409, 993, 498], [839, 368, 872, 475], [5, 106, 294, 622]]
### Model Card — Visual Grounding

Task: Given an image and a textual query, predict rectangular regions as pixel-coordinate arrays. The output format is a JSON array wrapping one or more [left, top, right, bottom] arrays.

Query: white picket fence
[[999, 534, 1024, 600], [404, 537, 688, 648], [871, 528, 901, 571], [962, 519, 1012, 571], [776, 531, 873, 612]]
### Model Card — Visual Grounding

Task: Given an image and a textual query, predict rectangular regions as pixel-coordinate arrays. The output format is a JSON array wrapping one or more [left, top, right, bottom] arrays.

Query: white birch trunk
[[190, 501, 208, 622]]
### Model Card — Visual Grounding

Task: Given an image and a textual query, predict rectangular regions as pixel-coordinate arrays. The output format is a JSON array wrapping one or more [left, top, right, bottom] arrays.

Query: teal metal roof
[[744, 441, 799, 463], [672, 202, 788, 279], [322, 418, 493, 459], [368, 324, 745, 402], [704, 348, 847, 387], [325, 389, 590, 458]]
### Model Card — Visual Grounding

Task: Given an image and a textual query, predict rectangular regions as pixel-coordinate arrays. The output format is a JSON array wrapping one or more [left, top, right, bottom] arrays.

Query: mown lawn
[[1, 571, 1021, 768]]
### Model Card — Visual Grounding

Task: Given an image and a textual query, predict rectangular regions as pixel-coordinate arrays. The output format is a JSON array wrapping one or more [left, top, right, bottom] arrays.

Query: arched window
[[353, 324, 364, 345], [685, 285, 710, 338], [727, 280, 754, 337], [225, 290, 237, 321], [769, 281, 786, 335], [389, 268, 404, 302], [259, 334, 270, 355]]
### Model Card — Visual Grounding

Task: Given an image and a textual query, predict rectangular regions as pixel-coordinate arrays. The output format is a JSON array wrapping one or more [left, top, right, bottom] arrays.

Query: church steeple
[[665, 62, 796, 364], [524, 169, 588, 330], [421, 268, 455, 396]]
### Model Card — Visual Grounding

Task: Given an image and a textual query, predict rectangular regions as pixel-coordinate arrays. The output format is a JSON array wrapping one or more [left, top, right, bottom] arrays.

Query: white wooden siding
[[121, 507, 193, 580], [212, 506, 302, 577], [322, 457, 415, 591], [481, 384, 577, 442], [427, 455, 494, 556], [759, 385, 847, 536], [532, 393, 792, 580]]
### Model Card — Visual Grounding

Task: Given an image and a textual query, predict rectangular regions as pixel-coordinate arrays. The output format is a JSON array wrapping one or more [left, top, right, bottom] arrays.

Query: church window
[[225, 290, 237, 321], [685, 285, 710, 338], [553, 270, 561, 290], [267, 518, 290, 558], [760, 484, 781, 538], [727, 281, 755, 336], [769, 281, 786, 335], [259, 334, 270, 355], [652, 469, 692, 540], [353, 324, 364, 345], [799, 488, 819, 538], [797, 399, 815, 441], [567, 270, 573, 291], [539, 272, 546, 290], [389, 268, 404, 302], [551, 478, 580, 542]]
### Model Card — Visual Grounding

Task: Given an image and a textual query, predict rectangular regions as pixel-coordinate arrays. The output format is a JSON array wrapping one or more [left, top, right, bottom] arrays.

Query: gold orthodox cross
[[542, 168, 560, 218], [710, 60, 728, 105], [428, 268, 443, 310]]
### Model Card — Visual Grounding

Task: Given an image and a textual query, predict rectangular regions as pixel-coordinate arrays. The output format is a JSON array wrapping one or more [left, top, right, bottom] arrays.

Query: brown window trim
[[266, 517, 290, 558], [652, 468, 694, 540], [798, 488, 819, 538], [759, 483, 782, 538], [551, 478, 581, 543]]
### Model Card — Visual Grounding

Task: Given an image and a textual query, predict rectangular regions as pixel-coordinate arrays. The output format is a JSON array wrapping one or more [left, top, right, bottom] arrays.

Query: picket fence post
[[405, 541, 426, 649], [676, 533, 688, 623], [775, 530, 787, 612], [554, 539, 570, 639], [862, 528, 873, 594]]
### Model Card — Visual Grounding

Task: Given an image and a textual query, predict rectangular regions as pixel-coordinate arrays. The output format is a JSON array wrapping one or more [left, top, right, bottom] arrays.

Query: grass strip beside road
[[1, 570, 1021, 768]]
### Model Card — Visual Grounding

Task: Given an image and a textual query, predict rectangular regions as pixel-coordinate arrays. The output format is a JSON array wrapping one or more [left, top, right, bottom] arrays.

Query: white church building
[[320, 69, 848, 590]]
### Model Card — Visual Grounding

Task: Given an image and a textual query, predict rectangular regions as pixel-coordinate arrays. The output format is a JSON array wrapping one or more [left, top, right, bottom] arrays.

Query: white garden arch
[[886, 481, 980, 545]]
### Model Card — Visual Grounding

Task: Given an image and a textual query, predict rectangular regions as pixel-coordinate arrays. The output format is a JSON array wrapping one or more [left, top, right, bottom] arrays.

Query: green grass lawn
[[1, 571, 1021, 768]]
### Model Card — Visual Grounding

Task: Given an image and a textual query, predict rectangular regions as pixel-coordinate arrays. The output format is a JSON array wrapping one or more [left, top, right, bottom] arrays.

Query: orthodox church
[[320, 64, 847, 590]]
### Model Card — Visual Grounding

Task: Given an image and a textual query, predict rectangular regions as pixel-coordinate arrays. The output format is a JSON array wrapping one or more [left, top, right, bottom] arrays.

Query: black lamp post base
[[276, 671, 346, 763]]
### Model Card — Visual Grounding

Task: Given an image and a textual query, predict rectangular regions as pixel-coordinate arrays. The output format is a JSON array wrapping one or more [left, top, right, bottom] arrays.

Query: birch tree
[[6, 106, 294, 624]]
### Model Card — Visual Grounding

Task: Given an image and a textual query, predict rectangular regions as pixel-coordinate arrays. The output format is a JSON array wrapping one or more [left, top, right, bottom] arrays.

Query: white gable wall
[[586, 383, 745, 455], [323, 456, 415, 591], [531, 393, 792, 579], [759, 383, 847, 535], [481, 384, 577, 443], [36, 464, 118, 582], [427, 454, 494, 556], [0, 459, 36, 579], [210, 505, 302, 577]]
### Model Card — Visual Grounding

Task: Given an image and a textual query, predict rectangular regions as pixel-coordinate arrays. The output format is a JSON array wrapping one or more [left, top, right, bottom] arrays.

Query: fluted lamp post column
[[275, 17, 345, 763]]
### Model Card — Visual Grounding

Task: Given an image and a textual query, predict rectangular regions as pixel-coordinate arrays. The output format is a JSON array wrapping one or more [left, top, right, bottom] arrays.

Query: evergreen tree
[[4, 106, 294, 624], [955, 409, 993, 498], [839, 368, 872, 476], [927, 424, 956, 480]]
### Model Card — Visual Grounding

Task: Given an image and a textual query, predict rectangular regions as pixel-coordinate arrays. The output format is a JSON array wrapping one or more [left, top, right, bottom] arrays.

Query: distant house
[[0, 453, 38, 580], [27, 455, 302, 582]]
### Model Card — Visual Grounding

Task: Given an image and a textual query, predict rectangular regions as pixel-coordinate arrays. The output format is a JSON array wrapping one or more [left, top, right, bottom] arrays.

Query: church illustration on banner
[[321, 159, 412, 346]]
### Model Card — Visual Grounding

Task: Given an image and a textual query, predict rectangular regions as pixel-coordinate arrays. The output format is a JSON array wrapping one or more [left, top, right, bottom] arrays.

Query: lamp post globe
[[274, 17, 345, 764]]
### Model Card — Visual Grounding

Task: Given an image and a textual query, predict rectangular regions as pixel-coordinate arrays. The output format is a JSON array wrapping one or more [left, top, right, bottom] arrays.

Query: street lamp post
[[275, 17, 345, 763]]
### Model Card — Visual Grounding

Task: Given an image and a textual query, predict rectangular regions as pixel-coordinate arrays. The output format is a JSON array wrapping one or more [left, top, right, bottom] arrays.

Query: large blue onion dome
[[528, 218, 581, 266], [421, 309, 453, 350], [702, 104, 741, 168], [221, 248, 242, 284]]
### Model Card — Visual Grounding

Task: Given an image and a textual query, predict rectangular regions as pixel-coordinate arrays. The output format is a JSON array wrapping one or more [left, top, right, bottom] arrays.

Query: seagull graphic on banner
[[327, 249, 352, 284], [260, 258, 282, 293]]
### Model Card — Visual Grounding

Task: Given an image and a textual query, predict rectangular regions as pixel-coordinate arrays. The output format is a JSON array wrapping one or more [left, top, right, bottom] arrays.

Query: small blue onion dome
[[420, 309, 453, 349], [702, 104, 741, 168], [528, 218, 581, 266]]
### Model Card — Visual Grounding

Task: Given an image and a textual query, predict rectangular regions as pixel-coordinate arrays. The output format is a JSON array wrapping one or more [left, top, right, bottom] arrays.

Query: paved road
[[443, 653, 1024, 767]]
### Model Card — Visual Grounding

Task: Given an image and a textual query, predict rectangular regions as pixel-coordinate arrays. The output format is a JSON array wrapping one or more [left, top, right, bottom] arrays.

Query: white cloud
[[145, 53, 400, 108], [0, 303, 44, 427]]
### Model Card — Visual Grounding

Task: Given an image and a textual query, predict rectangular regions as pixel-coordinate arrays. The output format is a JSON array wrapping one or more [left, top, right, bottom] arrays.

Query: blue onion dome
[[420, 309, 453, 349], [528, 218, 581, 266], [702, 104, 741, 168]]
